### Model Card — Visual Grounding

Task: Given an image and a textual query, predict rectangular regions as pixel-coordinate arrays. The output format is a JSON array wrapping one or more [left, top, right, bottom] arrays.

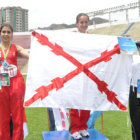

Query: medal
[[2, 60, 9, 69]]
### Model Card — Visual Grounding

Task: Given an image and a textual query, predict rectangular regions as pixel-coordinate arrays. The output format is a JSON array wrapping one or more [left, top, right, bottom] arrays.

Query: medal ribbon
[[1, 42, 11, 61]]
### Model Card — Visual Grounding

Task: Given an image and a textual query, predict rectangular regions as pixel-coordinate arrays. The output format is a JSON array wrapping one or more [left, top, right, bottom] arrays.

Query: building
[[0, 6, 28, 32]]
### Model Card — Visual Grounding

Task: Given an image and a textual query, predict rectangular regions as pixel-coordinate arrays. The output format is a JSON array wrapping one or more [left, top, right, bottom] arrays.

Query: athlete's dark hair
[[0, 23, 13, 33], [76, 13, 89, 23]]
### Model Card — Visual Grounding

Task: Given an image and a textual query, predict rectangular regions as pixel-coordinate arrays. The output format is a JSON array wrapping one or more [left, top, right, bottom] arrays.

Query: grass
[[24, 108, 49, 140], [95, 111, 132, 140], [24, 108, 132, 140]]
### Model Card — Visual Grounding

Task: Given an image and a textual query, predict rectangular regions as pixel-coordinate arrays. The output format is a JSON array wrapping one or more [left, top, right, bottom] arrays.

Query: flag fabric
[[24, 30, 132, 111], [53, 108, 69, 130], [23, 109, 28, 139], [23, 122, 28, 139]]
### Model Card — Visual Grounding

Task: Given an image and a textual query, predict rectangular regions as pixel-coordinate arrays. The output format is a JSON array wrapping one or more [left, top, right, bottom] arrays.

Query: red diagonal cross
[[25, 32, 126, 110]]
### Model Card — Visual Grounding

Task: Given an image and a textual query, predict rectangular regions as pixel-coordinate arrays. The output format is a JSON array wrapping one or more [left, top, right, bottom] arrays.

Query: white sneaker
[[79, 130, 90, 137], [71, 132, 82, 139]]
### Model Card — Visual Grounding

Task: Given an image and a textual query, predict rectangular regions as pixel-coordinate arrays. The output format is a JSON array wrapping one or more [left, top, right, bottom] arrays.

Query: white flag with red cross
[[24, 30, 132, 111]]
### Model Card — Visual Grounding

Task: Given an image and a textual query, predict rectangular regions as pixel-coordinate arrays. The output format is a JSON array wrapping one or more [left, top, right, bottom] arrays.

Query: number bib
[[0, 64, 17, 78]]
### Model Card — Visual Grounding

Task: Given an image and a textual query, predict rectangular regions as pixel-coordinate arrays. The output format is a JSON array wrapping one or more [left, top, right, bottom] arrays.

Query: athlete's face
[[0, 26, 13, 43], [76, 16, 89, 33]]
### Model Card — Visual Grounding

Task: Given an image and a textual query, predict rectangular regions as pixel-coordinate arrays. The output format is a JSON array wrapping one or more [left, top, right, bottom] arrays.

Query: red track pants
[[0, 76, 25, 140], [69, 109, 90, 134]]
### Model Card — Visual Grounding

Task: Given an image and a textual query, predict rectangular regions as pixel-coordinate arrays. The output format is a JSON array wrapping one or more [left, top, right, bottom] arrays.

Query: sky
[[1, 0, 138, 29]]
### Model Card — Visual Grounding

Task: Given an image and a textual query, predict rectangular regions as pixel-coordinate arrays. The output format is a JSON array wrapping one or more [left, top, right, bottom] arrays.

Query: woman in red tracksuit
[[69, 13, 91, 140], [0, 23, 29, 140]]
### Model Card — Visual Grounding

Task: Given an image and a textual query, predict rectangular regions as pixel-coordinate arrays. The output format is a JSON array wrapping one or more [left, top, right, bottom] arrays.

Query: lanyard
[[1, 42, 11, 60]]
